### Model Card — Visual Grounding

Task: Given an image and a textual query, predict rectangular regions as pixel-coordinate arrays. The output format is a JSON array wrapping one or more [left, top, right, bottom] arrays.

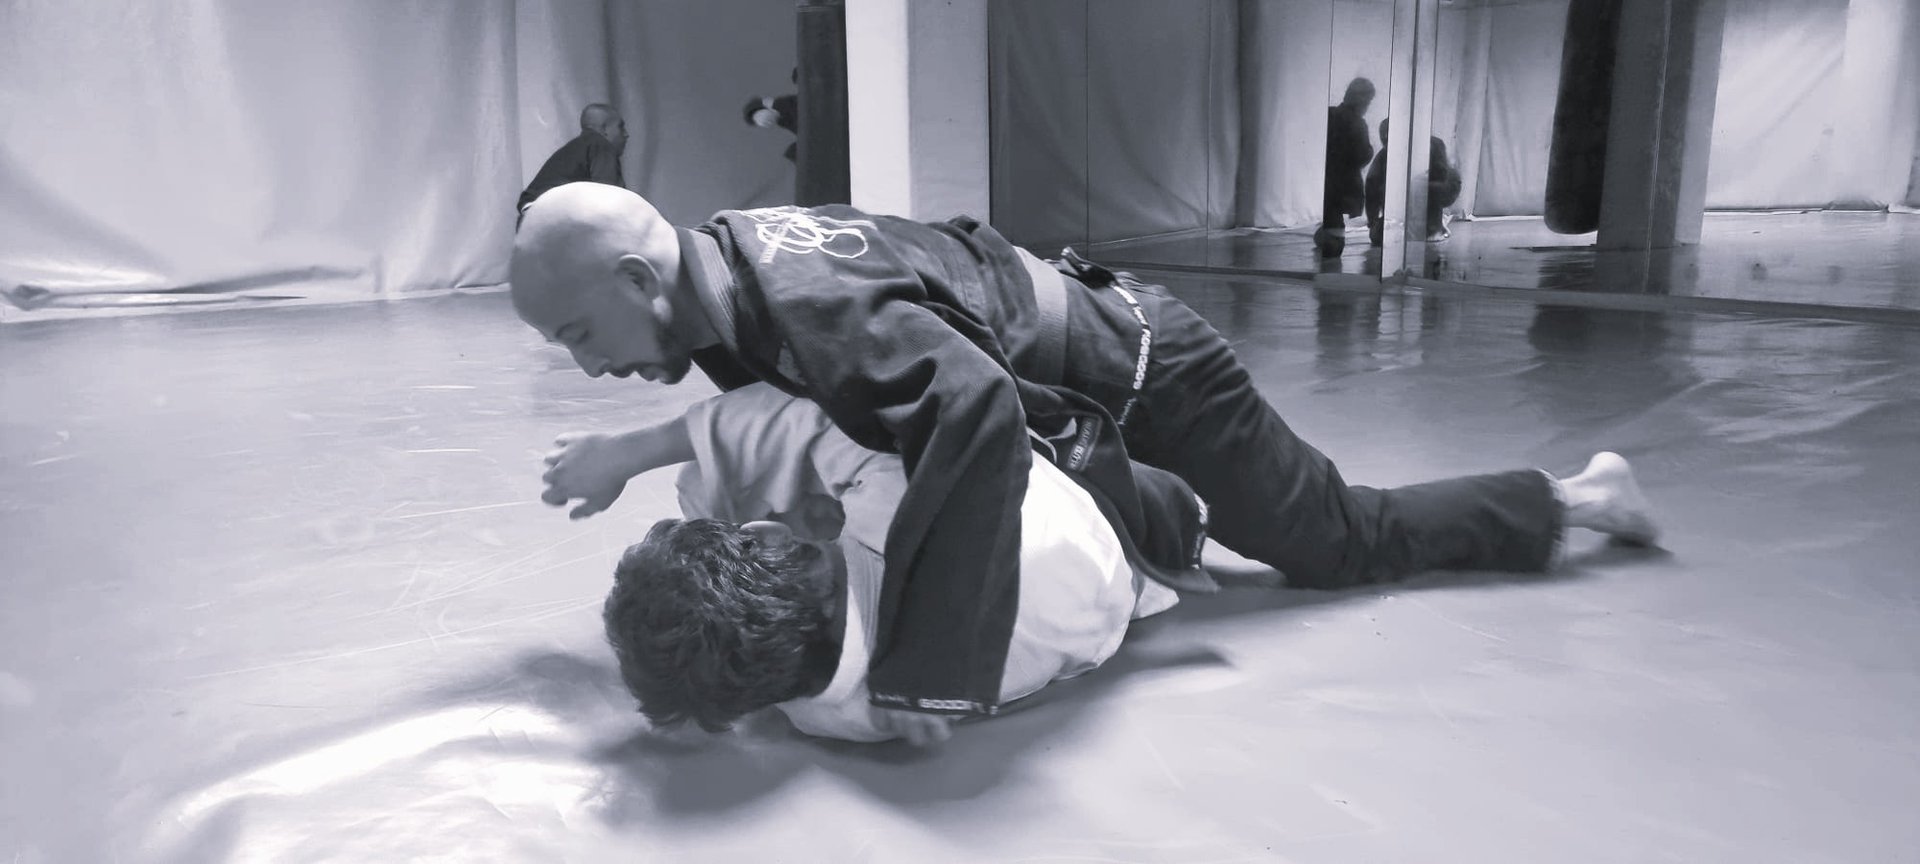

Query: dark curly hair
[[604, 517, 836, 733]]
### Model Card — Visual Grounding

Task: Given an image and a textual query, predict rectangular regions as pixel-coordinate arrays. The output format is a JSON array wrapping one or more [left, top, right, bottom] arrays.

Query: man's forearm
[[615, 415, 694, 478]]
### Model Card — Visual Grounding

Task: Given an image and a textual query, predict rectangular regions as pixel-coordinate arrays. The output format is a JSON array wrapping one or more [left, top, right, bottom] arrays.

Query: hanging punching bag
[[1544, 0, 1622, 234], [796, 0, 850, 206]]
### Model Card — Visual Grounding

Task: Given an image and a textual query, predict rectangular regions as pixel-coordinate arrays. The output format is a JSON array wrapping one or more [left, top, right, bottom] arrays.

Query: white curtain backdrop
[[1434, 0, 1920, 216], [991, 0, 1241, 250], [1237, 0, 1396, 228], [5, 0, 1912, 296], [1707, 0, 1920, 210], [1085, 0, 1241, 245], [0, 0, 797, 307], [1433, 0, 1568, 218]]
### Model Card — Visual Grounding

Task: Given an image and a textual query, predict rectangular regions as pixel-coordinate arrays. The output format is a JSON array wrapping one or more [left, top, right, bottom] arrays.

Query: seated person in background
[[1424, 137, 1463, 241], [516, 104, 629, 224], [1366, 119, 1464, 246], [1366, 119, 1389, 245], [562, 383, 1657, 746]]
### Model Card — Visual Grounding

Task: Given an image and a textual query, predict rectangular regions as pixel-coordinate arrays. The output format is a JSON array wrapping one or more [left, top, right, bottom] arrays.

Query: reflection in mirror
[[988, 1, 1400, 277], [989, 0, 1093, 258], [1316, 74, 1378, 261], [1416, 0, 1578, 286], [1286, 0, 1397, 275], [1084, 0, 1238, 269], [990, 0, 1916, 312], [1418, 0, 1920, 316]]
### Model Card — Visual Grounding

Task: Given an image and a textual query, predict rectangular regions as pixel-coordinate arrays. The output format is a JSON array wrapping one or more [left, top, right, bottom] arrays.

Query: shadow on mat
[[578, 572, 1367, 817], [146, 551, 1666, 849]]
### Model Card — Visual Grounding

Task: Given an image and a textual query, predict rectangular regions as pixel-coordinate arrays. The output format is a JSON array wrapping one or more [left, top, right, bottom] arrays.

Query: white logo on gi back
[[743, 207, 875, 263]]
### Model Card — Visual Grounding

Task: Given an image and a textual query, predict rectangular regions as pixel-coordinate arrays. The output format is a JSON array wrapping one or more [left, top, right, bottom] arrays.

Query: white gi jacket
[[674, 383, 1178, 742]]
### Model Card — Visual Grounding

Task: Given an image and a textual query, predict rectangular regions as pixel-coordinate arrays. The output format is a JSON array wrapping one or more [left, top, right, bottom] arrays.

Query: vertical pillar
[[1543, 0, 1622, 235], [1596, 0, 1724, 250], [844, 0, 990, 220], [1378, 0, 1417, 279], [1400, 0, 1442, 253], [1656, 0, 1723, 246], [796, 0, 851, 206], [1381, 0, 1439, 279]]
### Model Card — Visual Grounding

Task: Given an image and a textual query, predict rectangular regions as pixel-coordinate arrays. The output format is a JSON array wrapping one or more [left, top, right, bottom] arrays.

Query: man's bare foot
[[1561, 452, 1660, 546]]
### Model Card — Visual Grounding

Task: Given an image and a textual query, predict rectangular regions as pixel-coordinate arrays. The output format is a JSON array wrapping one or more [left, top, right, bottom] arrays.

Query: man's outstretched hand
[[869, 706, 957, 747], [541, 432, 634, 519]]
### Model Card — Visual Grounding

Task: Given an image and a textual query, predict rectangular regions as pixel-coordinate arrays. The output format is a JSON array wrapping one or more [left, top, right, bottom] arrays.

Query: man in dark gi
[[516, 104, 629, 225], [1316, 77, 1377, 258], [508, 182, 1661, 745]]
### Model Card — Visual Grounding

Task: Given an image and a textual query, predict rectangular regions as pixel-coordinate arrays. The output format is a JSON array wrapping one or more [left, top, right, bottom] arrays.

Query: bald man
[[516, 104, 629, 222], [509, 182, 1661, 739]]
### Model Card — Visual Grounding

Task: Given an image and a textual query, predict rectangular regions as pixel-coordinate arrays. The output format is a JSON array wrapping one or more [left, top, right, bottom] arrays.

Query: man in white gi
[[558, 383, 1649, 745]]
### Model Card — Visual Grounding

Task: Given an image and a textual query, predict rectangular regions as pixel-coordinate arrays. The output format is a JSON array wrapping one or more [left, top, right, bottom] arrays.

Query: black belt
[[1020, 248, 1153, 430], [1016, 247, 1071, 386]]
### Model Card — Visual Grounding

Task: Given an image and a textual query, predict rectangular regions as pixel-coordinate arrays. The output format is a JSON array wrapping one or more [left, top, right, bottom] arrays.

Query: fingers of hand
[[878, 710, 954, 746], [540, 464, 572, 506], [910, 715, 954, 746], [541, 441, 577, 505]]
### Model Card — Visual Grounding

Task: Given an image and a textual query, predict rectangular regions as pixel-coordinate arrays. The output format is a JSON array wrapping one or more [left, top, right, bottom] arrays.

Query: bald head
[[509, 183, 701, 384], [580, 103, 628, 152], [581, 103, 618, 130], [511, 182, 676, 307]]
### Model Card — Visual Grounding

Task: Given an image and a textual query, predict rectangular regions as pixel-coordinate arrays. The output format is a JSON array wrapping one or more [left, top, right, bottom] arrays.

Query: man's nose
[[569, 345, 608, 377]]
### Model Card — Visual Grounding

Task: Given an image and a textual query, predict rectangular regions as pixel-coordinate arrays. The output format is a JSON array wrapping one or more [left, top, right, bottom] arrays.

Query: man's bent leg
[[1127, 298, 1563, 590]]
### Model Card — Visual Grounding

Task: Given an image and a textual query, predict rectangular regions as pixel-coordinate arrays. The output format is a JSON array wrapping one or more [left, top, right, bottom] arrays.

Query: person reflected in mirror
[[1315, 77, 1377, 258], [1424, 137, 1463, 241], [1366, 119, 1465, 246]]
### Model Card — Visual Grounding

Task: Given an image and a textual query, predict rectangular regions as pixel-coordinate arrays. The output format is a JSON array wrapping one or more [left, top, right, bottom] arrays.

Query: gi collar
[[679, 227, 741, 355]]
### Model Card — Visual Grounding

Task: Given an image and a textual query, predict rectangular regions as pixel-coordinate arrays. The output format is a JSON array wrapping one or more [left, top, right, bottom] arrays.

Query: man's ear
[[615, 254, 663, 302], [741, 520, 795, 550]]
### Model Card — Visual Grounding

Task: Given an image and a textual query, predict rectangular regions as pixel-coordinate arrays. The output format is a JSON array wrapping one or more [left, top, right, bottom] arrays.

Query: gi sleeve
[[761, 230, 1028, 718], [673, 383, 840, 530]]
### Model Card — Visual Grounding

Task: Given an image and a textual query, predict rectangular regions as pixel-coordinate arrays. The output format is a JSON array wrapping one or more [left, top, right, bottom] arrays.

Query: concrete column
[[844, 0, 990, 221], [1378, 0, 1415, 278], [1379, 0, 1439, 280], [1401, 0, 1442, 262], [1597, 0, 1725, 250]]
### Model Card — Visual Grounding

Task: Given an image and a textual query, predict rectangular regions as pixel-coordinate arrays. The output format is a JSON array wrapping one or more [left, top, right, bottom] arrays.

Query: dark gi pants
[[1058, 261, 1562, 589]]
